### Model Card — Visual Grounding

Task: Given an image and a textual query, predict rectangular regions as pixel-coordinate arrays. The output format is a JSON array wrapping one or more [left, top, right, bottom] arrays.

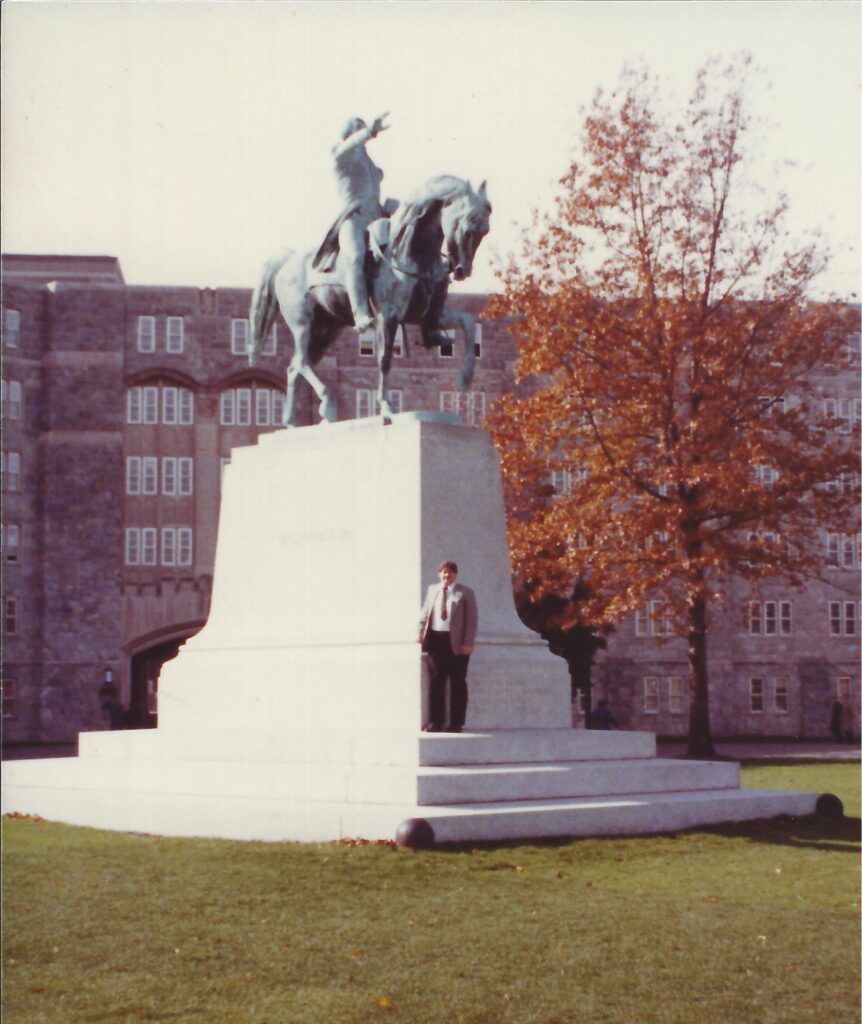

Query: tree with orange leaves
[[488, 58, 860, 756]]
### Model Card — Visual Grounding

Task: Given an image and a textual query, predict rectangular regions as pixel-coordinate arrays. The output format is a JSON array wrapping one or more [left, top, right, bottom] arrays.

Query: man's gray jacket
[[418, 582, 478, 655]]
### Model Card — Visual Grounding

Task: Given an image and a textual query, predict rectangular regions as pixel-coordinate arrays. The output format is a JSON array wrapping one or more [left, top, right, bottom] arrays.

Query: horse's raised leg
[[436, 308, 477, 389], [283, 356, 302, 427], [282, 324, 338, 426]]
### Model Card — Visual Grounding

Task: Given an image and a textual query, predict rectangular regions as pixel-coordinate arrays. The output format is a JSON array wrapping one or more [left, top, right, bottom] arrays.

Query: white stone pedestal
[[158, 412, 569, 733], [2, 415, 820, 842]]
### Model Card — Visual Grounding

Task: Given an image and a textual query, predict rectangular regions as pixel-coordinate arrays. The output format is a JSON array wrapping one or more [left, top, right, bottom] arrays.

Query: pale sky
[[2, 1, 859, 297]]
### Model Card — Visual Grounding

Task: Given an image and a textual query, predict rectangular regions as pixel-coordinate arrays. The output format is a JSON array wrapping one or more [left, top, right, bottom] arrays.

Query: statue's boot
[[421, 325, 450, 349], [346, 262, 375, 333]]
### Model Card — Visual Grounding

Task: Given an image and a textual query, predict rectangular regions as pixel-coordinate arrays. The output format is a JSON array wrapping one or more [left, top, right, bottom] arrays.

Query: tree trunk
[[564, 655, 593, 727], [686, 582, 715, 757]]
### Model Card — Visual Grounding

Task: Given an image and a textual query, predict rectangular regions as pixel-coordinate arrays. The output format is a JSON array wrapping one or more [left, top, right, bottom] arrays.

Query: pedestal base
[[0, 417, 820, 842]]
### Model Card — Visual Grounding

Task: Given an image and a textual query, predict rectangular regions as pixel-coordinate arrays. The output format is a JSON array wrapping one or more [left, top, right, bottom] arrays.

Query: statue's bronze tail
[[248, 252, 290, 367]]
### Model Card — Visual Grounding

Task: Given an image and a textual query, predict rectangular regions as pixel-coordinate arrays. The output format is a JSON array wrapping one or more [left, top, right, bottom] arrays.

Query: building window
[[573, 688, 586, 714], [161, 527, 177, 566], [773, 677, 789, 713], [178, 527, 193, 566], [749, 677, 764, 713], [142, 457, 158, 495], [3, 309, 20, 348], [749, 600, 792, 636], [4, 597, 18, 634], [166, 317, 184, 354], [830, 601, 858, 637], [162, 458, 177, 496], [231, 319, 249, 356], [551, 468, 589, 497], [255, 389, 271, 426], [126, 457, 142, 495], [358, 329, 375, 357], [439, 390, 486, 427], [2, 380, 23, 420], [125, 528, 141, 565], [128, 385, 194, 426], [667, 676, 685, 714], [636, 601, 674, 638], [643, 677, 659, 714], [220, 458, 231, 490], [3, 524, 20, 562], [4, 452, 22, 492], [847, 333, 861, 363], [137, 316, 156, 353], [127, 388, 142, 424], [356, 388, 403, 418], [823, 397, 861, 434], [474, 323, 483, 359], [143, 386, 159, 424], [179, 388, 194, 425], [440, 329, 455, 358], [141, 528, 157, 565], [356, 389, 374, 418], [178, 458, 193, 496], [827, 532, 860, 569], [236, 388, 252, 426], [826, 472, 861, 494], [162, 387, 178, 425], [272, 391, 285, 425], [2, 678, 15, 719], [753, 464, 779, 488], [220, 391, 235, 426]]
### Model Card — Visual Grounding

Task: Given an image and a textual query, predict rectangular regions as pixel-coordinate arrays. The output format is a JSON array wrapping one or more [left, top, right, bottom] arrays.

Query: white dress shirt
[[430, 584, 454, 631]]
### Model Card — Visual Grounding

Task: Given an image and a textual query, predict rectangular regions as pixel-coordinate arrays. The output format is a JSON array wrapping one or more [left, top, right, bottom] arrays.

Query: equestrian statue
[[248, 113, 492, 425]]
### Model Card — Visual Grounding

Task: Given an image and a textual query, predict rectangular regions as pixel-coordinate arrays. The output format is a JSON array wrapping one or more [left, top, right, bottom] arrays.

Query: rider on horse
[[313, 113, 392, 334]]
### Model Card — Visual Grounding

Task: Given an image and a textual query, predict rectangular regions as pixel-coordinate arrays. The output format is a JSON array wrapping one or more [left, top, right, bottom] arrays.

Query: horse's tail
[[248, 250, 293, 366]]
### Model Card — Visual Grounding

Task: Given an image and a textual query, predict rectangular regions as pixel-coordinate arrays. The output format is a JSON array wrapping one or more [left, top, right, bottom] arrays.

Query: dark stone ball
[[816, 793, 844, 818], [395, 818, 436, 850]]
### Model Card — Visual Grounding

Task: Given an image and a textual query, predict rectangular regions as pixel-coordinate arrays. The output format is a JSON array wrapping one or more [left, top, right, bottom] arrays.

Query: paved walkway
[[657, 739, 860, 760]]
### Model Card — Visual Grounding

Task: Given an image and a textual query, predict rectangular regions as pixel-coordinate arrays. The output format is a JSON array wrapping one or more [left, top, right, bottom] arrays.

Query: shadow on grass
[[432, 814, 861, 856]]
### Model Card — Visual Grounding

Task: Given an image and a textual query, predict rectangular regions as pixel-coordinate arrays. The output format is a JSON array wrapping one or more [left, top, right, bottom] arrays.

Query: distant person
[[104, 697, 126, 731], [591, 700, 617, 730], [418, 560, 478, 734], [829, 699, 844, 742], [841, 701, 855, 743]]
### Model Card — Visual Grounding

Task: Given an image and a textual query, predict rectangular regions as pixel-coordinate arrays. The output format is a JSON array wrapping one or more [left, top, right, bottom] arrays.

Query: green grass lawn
[[3, 762, 859, 1024]]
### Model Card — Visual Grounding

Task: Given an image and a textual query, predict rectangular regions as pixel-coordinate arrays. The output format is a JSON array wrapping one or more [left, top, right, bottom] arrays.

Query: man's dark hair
[[438, 560, 458, 573]]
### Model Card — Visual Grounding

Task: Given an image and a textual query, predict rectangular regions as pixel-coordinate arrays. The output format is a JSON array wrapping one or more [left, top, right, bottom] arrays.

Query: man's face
[[438, 567, 458, 588]]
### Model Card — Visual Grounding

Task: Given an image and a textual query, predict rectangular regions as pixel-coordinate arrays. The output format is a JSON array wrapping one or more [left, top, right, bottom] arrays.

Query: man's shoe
[[447, 726, 463, 734], [423, 724, 443, 733]]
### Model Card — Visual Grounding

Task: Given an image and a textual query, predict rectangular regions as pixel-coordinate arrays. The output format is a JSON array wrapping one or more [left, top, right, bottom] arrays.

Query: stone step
[[2, 759, 819, 844], [413, 758, 739, 806], [413, 788, 821, 844], [77, 727, 656, 768], [5, 753, 722, 807]]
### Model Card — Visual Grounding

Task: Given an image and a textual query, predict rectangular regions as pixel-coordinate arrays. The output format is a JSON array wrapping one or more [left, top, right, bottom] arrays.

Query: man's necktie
[[441, 586, 448, 621]]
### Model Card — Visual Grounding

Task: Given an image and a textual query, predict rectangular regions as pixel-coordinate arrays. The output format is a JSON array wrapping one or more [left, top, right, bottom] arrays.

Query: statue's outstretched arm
[[332, 113, 390, 159]]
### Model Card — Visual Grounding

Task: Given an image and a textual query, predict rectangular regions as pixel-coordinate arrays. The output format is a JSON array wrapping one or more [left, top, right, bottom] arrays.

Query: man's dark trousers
[[426, 629, 470, 730]]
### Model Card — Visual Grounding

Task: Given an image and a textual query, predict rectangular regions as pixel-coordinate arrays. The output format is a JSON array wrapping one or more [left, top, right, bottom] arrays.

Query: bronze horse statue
[[248, 175, 491, 425]]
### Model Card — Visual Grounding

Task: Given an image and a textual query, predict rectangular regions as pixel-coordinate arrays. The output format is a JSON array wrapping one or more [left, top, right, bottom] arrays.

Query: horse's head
[[442, 181, 492, 282]]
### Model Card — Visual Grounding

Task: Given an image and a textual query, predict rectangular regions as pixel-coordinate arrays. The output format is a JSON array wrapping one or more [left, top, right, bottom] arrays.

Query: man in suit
[[418, 560, 478, 733]]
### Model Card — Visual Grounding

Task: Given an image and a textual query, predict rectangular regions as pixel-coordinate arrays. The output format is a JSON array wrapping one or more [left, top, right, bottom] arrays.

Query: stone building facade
[[1, 254, 859, 743]]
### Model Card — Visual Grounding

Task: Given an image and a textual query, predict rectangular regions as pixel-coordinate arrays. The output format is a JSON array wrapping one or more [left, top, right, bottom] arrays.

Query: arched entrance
[[127, 624, 204, 728]]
